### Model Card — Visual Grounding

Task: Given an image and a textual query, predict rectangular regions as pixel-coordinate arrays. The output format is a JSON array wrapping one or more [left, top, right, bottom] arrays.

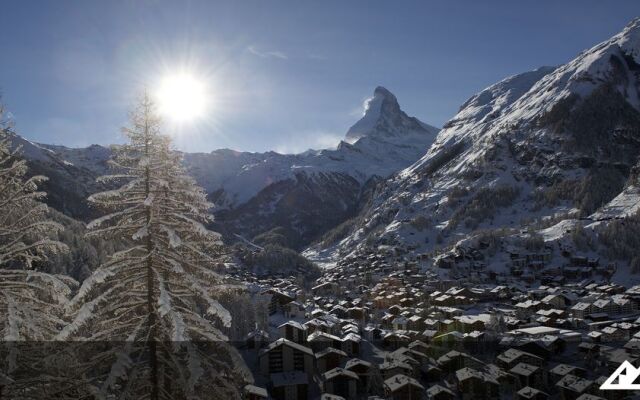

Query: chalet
[[341, 324, 359, 337], [381, 313, 395, 328], [541, 294, 572, 308], [389, 304, 403, 315], [307, 331, 342, 353], [364, 326, 382, 341], [421, 329, 438, 342], [510, 363, 545, 389], [456, 367, 500, 400], [315, 347, 347, 373], [384, 374, 424, 400], [408, 340, 429, 355], [344, 358, 373, 394], [612, 296, 634, 314], [380, 360, 415, 380], [439, 319, 456, 333], [245, 328, 270, 349], [243, 384, 268, 400], [407, 315, 425, 331], [312, 282, 340, 296], [496, 349, 544, 370], [319, 394, 345, 400], [454, 314, 489, 333], [515, 300, 543, 318], [571, 302, 593, 319], [437, 350, 485, 373], [321, 368, 359, 400], [600, 326, 627, 342], [382, 332, 410, 349], [258, 338, 314, 377], [347, 307, 367, 323], [330, 305, 349, 319], [424, 318, 440, 331], [278, 321, 307, 344], [517, 386, 549, 400], [426, 384, 456, 400], [270, 371, 309, 400], [577, 342, 600, 356], [341, 333, 362, 356], [599, 347, 637, 373], [591, 299, 616, 316], [575, 395, 606, 400], [284, 301, 306, 319], [311, 308, 327, 319], [392, 316, 408, 331], [555, 375, 593, 400], [262, 288, 296, 315], [305, 318, 339, 336], [549, 364, 586, 383]]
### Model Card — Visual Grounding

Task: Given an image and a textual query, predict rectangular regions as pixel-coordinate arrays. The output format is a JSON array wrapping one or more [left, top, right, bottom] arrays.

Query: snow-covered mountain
[[185, 86, 438, 209], [5, 133, 111, 218], [308, 18, 640, 267], [11, 86, 439, 247], [345, 86, 437, 141], [179, 86, 439, 247]]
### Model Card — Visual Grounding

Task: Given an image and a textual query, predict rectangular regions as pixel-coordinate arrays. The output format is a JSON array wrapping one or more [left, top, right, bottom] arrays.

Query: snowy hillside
[[308, 18, 640, 272], [6, 133, 111, 218]]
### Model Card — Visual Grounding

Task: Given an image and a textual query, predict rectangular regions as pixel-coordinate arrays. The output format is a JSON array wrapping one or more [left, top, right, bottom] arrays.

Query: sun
[[156, 73, 208, 123]]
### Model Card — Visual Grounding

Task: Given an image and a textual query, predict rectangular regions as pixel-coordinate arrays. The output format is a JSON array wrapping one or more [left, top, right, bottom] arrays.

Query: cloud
[[349, 95, 373, 117], [275, 131, 344, 154], [247, 45, 288, 60]]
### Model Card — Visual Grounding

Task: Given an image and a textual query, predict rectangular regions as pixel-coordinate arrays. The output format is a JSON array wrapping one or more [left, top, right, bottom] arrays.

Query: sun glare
[[156, 73, 208, 123]]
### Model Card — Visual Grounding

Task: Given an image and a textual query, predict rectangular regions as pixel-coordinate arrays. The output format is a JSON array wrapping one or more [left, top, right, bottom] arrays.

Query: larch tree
[[0, 103, 75, 396], [59, 94, 249, 400]]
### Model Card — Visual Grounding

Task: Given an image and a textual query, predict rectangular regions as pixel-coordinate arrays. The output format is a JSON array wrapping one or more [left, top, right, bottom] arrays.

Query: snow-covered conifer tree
[[60, 94, 249, 399], [0, 103, 72, 341], [0, 103, 77, 397]]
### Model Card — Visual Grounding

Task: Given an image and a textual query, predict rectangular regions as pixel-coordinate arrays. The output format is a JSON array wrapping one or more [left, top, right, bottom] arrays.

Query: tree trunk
[[143, 109, 159, 400]]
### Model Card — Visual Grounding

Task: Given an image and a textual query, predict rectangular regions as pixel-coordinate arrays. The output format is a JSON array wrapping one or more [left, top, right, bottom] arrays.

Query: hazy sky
[[0, 1, 638, 153]]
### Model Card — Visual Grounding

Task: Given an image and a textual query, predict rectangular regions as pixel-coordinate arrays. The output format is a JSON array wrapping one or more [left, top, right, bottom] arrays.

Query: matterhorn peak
[[372, 86, 398, 104], [345, 86, 438, 142]]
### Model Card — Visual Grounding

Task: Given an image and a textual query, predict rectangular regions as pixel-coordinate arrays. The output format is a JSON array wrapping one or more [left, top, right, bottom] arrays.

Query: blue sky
[[0, 1, 638, 153]]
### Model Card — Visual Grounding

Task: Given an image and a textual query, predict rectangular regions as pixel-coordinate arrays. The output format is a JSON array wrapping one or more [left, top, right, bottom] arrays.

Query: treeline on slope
[[532, 81, 640, 216], [319, 216, 359, 247], [533, 167, 627, 216], [448, 185, 521, 230], [235, 227, 321, 281], [26, 158, 104, 221], [539, 83, 640, 158], [599, 211, 640, 273]]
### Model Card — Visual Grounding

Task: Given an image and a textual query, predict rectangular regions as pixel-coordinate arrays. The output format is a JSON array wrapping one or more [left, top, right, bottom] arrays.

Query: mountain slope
[[308, 18, 640, 267]]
